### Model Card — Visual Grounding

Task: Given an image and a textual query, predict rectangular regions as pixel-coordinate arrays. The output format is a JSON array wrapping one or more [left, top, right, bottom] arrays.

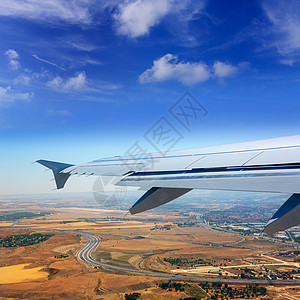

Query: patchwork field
[[0, 195, 299, 299]]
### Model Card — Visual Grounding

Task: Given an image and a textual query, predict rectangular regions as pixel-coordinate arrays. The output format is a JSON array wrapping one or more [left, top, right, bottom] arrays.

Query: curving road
[[75, 230, 300, 286], [2, 224, 300, 285], [77, 232, 101, 265]]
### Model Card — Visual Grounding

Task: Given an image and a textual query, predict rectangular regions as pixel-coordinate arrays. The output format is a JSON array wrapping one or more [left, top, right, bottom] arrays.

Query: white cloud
[[0, 0, 206, 40], [5, 49, 19, 59], [4, 49, 20, 70], [47, 76, 63, 89], [47, 72, 87, 91], [85, 59, 102, 66], [44, 71, 119, 94], [139, 54, 247, 85], [213, 61, 238, 79], [0, 86, 32, 107], [0, 0, 96, 25], [8, 60, 20, 71], [64, 72, 87, 90], [14, 74, 31, 85], [262, 0, 300, 59], [279, 59, 295, 66], [113, 0, 207, 39], [139, 54, 210, 85], [114, 0, 172, 38], [67, 42, 98, 52]]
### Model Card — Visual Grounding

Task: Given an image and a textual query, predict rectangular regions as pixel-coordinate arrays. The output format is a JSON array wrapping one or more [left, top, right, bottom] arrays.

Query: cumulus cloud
[[7, 60, 20, 71], [139, 54, 246, 85], [139, 54, 210, 85], [0, 0, 96, 25], [114, 0, 172, 38], [47, 72, 87, 91], [262, 0, 300, 60], [4, 49, 20, 70], [113, 0, 205, 38], [45, 71, 118, 94], [212, 61, 238, 79], [14, 74, 31, 85], [0, 86, 32, 107], [5, 49, 18, 59], [47, 76, 63, 89], [64, 72, 87, 90]]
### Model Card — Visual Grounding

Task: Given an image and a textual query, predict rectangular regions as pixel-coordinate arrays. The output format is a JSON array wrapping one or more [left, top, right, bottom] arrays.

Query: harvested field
[[0, 196, 298, 299], [0, 263, 48, 284]]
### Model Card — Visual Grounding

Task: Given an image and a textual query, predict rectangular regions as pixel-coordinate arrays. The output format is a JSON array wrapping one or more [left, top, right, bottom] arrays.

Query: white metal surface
[[37, 135, 300, 233]]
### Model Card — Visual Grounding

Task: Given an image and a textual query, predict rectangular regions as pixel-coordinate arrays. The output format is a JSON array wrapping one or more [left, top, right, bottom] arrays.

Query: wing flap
[[264, 193, 300, 234], [129, 187, 191, 215]]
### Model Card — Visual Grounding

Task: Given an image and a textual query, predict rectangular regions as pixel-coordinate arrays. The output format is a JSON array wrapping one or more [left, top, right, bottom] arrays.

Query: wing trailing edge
[[264, 193, 300, 235]]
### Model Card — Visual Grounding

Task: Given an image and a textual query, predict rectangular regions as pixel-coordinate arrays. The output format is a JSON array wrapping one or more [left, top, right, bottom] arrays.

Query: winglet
[[37, 160, 74, 189]]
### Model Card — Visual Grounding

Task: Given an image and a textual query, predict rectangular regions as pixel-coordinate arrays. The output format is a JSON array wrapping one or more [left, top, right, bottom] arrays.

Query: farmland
[[0, 192, 299, 299]]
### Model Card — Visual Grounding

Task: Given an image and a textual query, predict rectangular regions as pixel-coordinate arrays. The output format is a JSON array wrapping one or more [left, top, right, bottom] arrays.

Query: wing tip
[[37, 159, 74, 189]]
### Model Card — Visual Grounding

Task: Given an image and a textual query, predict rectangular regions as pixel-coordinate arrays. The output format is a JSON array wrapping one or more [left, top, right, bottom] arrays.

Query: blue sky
[[0, 0, 300, 195]]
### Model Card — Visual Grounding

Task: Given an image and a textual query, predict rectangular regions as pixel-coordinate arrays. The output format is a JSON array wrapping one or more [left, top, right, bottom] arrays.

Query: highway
[[1, 223, 300, 285], [77, 232, 101, 265], [74, 230, 300, 286], [79, 231, 269, 251], [10, 218, 22, 227]]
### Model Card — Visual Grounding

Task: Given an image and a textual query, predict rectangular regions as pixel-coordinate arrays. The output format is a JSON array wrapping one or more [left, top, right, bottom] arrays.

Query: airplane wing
[[37, 135, 300, 234]]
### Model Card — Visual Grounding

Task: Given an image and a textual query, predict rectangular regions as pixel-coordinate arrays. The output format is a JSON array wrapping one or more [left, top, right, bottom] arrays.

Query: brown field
[[0, 263, 48, 284], [0, 197, 298, 299], [147, 226, 240, 243], [0, 222, 14, 227], [101, 238, 184, 251]]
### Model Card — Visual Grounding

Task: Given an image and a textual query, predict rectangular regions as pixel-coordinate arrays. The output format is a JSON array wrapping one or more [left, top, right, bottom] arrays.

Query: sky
[[0, 0, 300, 195]]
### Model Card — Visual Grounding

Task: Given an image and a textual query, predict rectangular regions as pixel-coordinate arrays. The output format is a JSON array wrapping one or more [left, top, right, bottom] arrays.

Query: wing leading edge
[[37, 135, 300, 234]]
